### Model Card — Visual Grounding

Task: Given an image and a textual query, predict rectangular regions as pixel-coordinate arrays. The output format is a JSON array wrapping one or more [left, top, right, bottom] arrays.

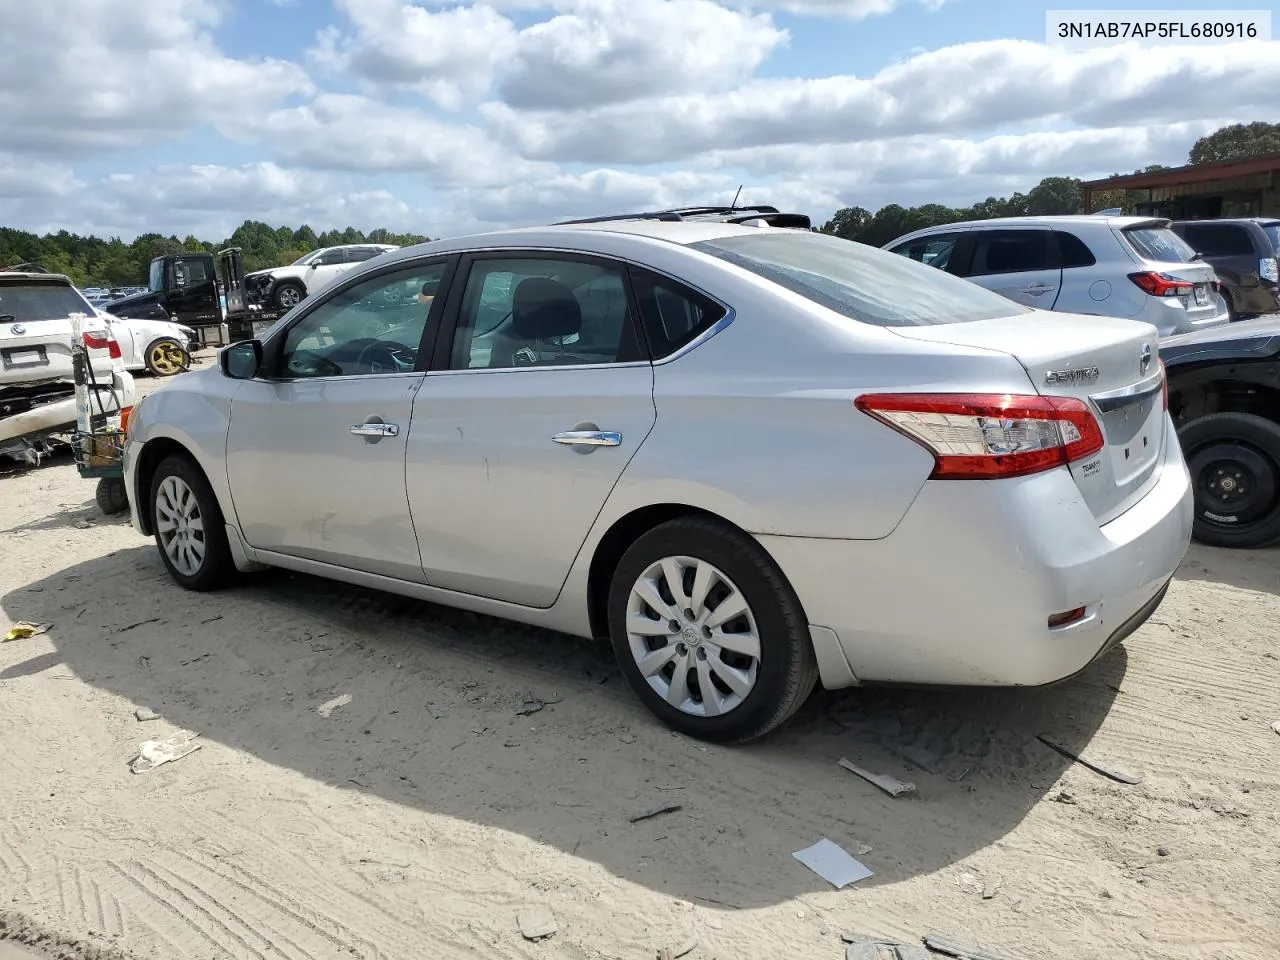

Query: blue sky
[[1, 0, 1277, 242]]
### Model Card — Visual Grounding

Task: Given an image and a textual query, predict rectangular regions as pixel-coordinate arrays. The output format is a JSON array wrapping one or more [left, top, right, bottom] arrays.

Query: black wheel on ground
[[607, 515, 819, 744], [95, 476, 129, 515], [272, 280, 306, 311], [149, 454, 235, 590], [1179, 412, 1280, 549]]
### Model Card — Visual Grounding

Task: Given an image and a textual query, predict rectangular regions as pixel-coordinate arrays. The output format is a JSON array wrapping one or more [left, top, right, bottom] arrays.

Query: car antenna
[[728, 185, 743, 212]]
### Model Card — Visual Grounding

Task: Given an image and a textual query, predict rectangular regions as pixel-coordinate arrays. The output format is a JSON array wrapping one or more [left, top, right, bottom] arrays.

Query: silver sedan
[[123, 215, 1193, 742]]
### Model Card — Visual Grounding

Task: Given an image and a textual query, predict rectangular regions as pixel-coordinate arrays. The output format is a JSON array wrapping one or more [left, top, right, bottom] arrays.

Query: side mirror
[[221, 339, 263, 380], [309, 262, 319, 270]]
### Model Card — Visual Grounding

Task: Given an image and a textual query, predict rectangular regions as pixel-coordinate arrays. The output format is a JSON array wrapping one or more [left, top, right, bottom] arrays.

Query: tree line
[[0, 221, 431, 288], [3, 122, 1276, 285], [820, 121, 1279, 245]]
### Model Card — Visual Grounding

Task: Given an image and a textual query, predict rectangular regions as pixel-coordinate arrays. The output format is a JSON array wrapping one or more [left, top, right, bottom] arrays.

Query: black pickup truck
[[1162, 316, 1280, 548]]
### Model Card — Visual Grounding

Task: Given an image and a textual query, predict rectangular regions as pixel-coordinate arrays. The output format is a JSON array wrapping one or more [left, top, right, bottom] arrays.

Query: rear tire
[[149, 454, 235, 590], [607, 516, 818, 744], [1179, 412, 1280, 549]]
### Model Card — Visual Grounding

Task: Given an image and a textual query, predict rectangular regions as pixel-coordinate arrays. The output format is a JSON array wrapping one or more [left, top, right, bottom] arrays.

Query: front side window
[[888, 234, 961, 272], [172, 258, 209, 288], [278, 261, 450, 379], [690, 231, 1030, 328], [449, 257, 645, 370]]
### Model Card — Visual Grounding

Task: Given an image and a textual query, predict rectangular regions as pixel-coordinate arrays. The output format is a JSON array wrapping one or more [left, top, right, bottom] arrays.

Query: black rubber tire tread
[[272, 280, 306, 310], [144, 337, 187, 377], [1179, 411, 1280, 549], [149, 453, 236, 591], [607, 515, 819, 744], [95, 476, 129, 515]]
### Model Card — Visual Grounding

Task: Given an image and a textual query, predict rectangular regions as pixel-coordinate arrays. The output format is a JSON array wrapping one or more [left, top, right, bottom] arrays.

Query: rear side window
[[629, 269, 727, 357], [690, 231, 1031, 328], [1055, 231, 1097, 268], [964, 230, 1055, 276], [0, 282, 93, 322], [1123, 226, 1197, 264], [1261, 223, 1280, 254], [1180, 223, 1254, 257]]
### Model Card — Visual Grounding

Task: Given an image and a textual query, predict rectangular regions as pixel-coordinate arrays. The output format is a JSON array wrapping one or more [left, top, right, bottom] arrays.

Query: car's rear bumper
[[1139, 296, 1230, 337], [761, 414, 1193, 689], [0, 372, 135, 444]]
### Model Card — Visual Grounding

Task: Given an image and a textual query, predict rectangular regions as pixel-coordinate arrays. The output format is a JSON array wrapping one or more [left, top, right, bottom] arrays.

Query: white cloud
[[310, 0, 520, 110], [224, 94, 554, 187], [482, 38, 1280, 164], [0, 0, 312, 158], [498, 0, 787, 109]]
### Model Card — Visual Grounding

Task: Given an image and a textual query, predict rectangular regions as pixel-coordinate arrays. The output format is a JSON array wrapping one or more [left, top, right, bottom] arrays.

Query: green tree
[[1189, 121, 1280, 164]]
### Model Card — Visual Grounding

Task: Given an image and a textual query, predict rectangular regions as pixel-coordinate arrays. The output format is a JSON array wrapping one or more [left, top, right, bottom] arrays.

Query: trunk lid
[[890, 311, 1165, 524]]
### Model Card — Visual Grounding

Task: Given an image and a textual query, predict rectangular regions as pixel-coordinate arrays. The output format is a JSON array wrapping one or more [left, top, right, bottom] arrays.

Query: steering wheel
[[355, 340, 416, 374]]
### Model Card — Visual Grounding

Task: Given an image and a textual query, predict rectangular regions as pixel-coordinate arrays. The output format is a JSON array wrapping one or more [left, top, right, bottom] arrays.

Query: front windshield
[[690, 230, 1032, 327], [148, 259, 164, 293]]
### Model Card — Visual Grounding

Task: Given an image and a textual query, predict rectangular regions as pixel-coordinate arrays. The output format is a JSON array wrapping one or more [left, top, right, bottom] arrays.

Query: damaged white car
[[0, 272, 136, 465]]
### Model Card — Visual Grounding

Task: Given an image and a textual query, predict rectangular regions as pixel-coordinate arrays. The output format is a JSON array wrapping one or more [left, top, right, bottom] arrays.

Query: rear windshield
[[689, 231, 1031, 327], [1263, 223, 1280, 255], [0, 281, 94, 322], [1123, 226, 1198, 264]]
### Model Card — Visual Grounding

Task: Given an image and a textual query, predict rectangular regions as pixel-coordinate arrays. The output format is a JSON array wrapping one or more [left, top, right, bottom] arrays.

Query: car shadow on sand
[[6, 545, 1127, 908]]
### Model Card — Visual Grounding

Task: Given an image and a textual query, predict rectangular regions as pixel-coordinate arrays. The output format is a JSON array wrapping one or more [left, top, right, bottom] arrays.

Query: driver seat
[[488, 277, 582, 368]]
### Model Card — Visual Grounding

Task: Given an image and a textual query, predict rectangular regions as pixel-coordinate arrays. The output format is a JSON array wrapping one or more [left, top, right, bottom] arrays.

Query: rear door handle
[[351, 422, 399, 438], [1021, 282, 1055, 294], [552, 430, 621, 447]]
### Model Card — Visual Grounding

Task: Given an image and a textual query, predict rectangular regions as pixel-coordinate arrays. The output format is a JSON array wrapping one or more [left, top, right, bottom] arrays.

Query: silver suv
[[884, 215, 1230, 338]]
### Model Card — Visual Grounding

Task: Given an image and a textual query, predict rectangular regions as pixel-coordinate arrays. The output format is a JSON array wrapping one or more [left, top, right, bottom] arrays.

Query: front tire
[[272, 280, 306, 311], [607, 516, 818, 744], [149, 455, 235, 590], [1179, 412, 1280, 549]]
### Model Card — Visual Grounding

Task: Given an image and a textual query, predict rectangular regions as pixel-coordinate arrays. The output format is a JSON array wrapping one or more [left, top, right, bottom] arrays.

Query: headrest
[[511, 277, 581, 340]]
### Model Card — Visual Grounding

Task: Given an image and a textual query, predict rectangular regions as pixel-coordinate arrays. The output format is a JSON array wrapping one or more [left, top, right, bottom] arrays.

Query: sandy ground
[[1, 369, 1278, 960]]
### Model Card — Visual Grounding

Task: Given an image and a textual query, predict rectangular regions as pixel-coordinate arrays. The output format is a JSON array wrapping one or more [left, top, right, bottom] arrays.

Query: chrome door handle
[[552, 430, 621, 447], [351, 422, 399, 437], [1021, 283, 1054, 294]]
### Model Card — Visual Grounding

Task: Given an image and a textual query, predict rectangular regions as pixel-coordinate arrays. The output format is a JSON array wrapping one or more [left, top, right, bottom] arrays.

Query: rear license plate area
[[2, 345, 49, 371], [1193, 283, 1210, 307], [1102, 395, 1161, 484]]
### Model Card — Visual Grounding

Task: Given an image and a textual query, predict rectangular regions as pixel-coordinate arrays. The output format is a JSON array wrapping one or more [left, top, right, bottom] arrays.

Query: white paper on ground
[[792, 838, 873, 889]]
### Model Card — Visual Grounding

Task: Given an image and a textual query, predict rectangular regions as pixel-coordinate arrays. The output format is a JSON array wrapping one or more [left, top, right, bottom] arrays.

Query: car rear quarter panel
[[606, 289, 1043, 540]]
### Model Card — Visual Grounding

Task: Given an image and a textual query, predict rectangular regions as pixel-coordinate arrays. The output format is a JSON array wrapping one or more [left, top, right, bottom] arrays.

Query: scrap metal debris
[[3, 621, 51, 642], [839, 758, 917, 797], [1036, 734, 1142, 784], [630, 804, 682, 824], [922, 932, 1015, 960], [129, 729, 202, 773], [516, 693, 562, 717], [517, 906, 557, 941], [134, 707, 160, 722], [792, 838, 873, 889], [317, 694, 352, 718], [656, 938, 697, 960], [1270, 720, 1280, 736], [844, 938, 930, 960]]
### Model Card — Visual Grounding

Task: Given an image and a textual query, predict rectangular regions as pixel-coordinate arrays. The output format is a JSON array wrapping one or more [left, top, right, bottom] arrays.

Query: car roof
[[0, 271, 75, 285], [1173, 217, 1280, 227], [369, 219, 795, 268], [929, 214, 1164, 229]]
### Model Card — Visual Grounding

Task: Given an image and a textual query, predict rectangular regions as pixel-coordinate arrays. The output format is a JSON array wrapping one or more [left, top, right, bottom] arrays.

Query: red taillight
[[1048, 606, 1087, 629], [854, 393, 1105, 480], [1128, 271, 1193, 298], [83, 331, 122, 360]]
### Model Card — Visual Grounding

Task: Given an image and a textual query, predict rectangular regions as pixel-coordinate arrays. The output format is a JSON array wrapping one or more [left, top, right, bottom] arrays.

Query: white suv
[[1, 272, 136, 464], [244, 244, 399, 311]]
